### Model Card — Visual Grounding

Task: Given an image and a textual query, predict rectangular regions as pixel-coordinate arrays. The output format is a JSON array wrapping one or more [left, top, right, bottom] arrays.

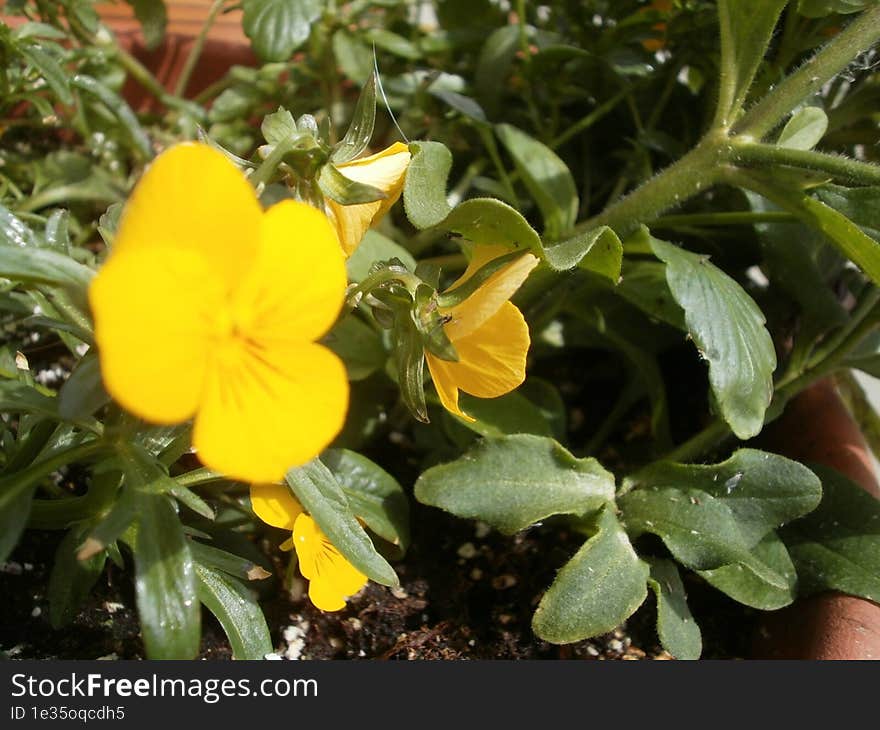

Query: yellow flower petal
[[233, 200, 346, 344], [427, 301, 530, 420], [89, 246, 223, 423], [250, 483, 304, 530], [442, 250, 538, 341], [326, 141, 411, 256], [112, 143, 262, 289], [292, 514, 367, 611], [194, 341, 349, 483]]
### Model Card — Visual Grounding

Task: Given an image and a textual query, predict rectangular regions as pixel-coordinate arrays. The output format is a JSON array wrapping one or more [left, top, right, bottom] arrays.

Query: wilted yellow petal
[[112, 143, 262, 289], [250, 484, 304, 530], [194, 341, 348, 483], [326, 141, 410, 256], [427, 302, 530, 420], [443, 250, 538, 341], [233, 200, 346, 344], [292, 514, 367, 611], [89, 246, 223, 423]]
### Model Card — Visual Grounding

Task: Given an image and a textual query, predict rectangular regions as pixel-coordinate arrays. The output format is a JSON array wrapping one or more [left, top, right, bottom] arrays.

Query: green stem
[[578, 132, 732, 238], [653, 210, 797, 228], [551, 87, 631, 150], [248, 138, 297, 188], [174, 0, 226, 98], [731, 142, 880, 186], [733, 4, 880, 139]]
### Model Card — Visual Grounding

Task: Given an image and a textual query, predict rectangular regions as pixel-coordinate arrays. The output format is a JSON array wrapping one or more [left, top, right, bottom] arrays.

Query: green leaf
[[364, 28, 421, 60], [797, 0, 876, 18], [445, 390, 554, 439], [0, 380, 57, 420], [475, 25, 520, 113], [332, 72, 377, 164], [631, 449, 822, 547], [799, 195, 880, 285], [191, 541, 270, 582], [18, 42, 73, 105], [716, 0, 788, 121], [285, 459, 398, 586], [323, 448, 410, 555], [647, 557, 702, 660], [813, 185, 880, 239], [0, 478, 36, 564], [195, 563, 272, 660], [0, 204, 37, 247], [440, 197, 542, 255], [403, 141, 453, 229], [415, 434, 615, 535], [783, 464, 880, 602], [324, 315, 386, 381], [0, 234, 94, 290], [532, 506, 649, 643], [345, 230, 416, 282], [242, 0, 323, 62], [58, 354, 109, 421], [125, 0, 167, 50], [495, 123, 578, 238], [621, 486, 752, 570], [318, 163, 386, 205], [430, 89, 488, 124], [71, 75, 152, 161], [617, 260, 686, 329], [44, 210, 71, 253], [698, 532, 797, 610], [48, 523, 106, 628], [261, 107, 297, 146], [133, 491, 200, 659], [332, 29, 373, 85], [777, 106, 828, 150], [542, 226, 623, 281], [651, 237, 776, 439]]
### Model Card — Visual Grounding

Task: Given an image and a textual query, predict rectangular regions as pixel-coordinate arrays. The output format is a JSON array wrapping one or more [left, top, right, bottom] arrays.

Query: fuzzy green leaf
[[415, 434, 614, 535], [698, 532, 797, 610], [403, 141, 453, 229], [783, 464, 880, 602], [647, 557, 702, 660], [532, 506, 649, 643], [632, 449, 822, 547], [651, 237, 776, 439]]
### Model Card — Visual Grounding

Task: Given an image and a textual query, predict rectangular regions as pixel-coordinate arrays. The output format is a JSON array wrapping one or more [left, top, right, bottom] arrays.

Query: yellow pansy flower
[[89, 143, 349, 483], [425, 245, 539, 422], [325, 141, 411, 257], [250, 484, 367, 611]]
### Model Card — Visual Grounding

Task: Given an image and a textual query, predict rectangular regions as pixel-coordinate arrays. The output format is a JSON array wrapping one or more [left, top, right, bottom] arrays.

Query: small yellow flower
[[89, 143, 349, 483], [425, 245, 539, 422], [325, 142, 411, 257], [250, 484, 367, 611]]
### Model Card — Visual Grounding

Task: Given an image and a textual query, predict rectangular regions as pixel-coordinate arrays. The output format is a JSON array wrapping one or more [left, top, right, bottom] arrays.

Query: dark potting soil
[[0, 500, 755, 661]]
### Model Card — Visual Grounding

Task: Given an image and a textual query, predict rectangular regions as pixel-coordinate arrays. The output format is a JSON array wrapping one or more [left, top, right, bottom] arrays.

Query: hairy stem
[[733, 4, 880, 139]]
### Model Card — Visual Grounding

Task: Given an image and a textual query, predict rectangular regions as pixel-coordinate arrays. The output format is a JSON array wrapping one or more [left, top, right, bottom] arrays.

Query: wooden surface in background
[[95, 1, 248, 44]]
